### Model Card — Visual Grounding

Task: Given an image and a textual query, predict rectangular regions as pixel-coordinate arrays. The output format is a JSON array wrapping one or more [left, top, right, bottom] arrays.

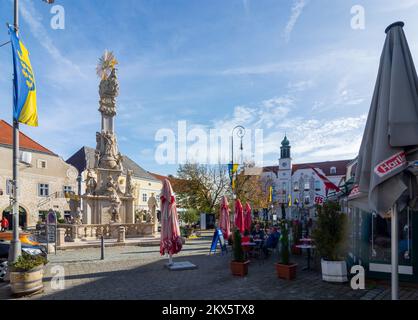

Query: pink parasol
[[234, 199, 244, 234], [160, 179, 182, 257], [244, 202, 252, 232], [219, 196, 231, 240]]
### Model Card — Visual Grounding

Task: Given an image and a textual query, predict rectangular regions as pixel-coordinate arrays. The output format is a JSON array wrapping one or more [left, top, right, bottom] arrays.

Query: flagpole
[[9, 0, 21, 264]]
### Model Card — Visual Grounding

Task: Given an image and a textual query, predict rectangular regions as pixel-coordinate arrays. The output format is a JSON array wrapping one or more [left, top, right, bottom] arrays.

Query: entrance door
[[367, 207, 417, 282], [2, 206, 27, 230]]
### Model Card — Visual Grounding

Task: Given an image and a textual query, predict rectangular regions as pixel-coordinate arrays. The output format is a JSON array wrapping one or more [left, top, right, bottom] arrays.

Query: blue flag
[[9, 25, 38, 127]]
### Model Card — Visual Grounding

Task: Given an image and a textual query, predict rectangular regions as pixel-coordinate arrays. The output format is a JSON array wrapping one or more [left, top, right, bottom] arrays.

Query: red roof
[[0, 120, 56, 156], [292, 160, 351, 176], [263, 159, 352, 177], [148, 172, 170, 183]]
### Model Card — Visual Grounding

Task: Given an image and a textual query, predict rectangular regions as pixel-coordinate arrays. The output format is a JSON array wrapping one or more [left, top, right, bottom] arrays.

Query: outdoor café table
[[296, 244, 316, 271]]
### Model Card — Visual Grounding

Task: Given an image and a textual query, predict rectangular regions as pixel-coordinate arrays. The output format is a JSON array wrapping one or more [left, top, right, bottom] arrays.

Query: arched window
[[330, 167, 337, 175]]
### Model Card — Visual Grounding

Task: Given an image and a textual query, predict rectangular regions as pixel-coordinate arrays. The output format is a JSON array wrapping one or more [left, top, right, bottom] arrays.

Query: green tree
[[312, 201, 348, 261], [175, 163, 229, 214], [180, 208, 200, 227]]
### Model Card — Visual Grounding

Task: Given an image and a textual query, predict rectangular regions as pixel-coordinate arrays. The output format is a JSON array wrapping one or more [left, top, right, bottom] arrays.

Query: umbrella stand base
[[165, 261, 198, 271]]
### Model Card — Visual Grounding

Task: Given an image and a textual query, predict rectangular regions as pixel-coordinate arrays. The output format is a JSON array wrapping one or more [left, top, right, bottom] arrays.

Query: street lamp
[[230, 125, 246, 198], [8, 0, 55, 264]]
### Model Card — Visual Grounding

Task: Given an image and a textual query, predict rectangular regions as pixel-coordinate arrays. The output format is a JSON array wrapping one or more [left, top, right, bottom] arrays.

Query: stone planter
[[321, 259, 348, 283], [10, 265, 44, 297], [230, 261, 249, 277], [275, 263, 297, 280]]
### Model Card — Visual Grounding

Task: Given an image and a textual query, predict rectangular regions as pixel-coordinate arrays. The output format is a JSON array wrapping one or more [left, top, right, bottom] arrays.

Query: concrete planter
[[230, 260, 249, 277], [321, 259, 348, 283], [10, 265, 44, 297], [275, 263, 297, 280]]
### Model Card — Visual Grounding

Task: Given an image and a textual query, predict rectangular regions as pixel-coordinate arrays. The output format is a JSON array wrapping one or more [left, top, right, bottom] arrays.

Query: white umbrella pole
[[391, 203, 399, 300], [168, 253, 173, 265]]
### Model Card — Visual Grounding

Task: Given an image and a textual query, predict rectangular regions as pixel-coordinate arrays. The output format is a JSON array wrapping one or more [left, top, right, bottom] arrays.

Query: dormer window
[[330, 167, 337, 175]]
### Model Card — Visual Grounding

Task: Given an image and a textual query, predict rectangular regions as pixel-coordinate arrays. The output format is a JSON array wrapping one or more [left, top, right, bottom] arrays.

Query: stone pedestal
[[57, 228, 66, 247], [118, 226, 125, 243], [47, 244, 55, 254]]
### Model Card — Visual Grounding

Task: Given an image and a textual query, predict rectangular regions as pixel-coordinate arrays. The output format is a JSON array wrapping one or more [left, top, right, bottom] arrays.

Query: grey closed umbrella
[[352, 21, 418, 300]]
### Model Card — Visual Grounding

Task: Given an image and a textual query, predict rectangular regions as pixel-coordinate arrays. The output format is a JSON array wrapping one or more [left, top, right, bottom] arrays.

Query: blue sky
[[1, 0, 418, 176]]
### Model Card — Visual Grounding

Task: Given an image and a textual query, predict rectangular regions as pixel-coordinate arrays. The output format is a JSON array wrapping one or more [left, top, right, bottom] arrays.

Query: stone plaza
[[1, 231, 417, 300]]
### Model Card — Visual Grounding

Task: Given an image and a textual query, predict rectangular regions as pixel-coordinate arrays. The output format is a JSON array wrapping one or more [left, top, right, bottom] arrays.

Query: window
[[293, 182, 299, 191], [38, 160, 47, 169], [38, 184, 49, 197], [63, 186, 72, 193], [142, 193, 148, 202], [330, 167, 337, 175], [38, 211, 48, 222], [64, 211, 72, 222], [314, 180, 321, 191], [304, 182, 310, 191], [304, 196, 310, 205], [6, 179, 13, 195], [6, 179, 20, 196]]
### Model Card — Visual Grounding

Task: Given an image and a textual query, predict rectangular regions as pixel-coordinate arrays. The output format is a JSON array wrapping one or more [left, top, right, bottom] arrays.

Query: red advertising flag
[[314, 195, 324, 205]]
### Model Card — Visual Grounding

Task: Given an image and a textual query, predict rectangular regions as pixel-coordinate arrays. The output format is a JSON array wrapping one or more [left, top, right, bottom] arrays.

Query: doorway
[[2, 206, 28, 230]]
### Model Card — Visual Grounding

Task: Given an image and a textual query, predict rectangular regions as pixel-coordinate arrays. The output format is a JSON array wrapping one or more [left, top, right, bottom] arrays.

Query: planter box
[[230, 261, 249, 277], [275, 263, 297, 280], [10, 265, 44, 297], [321, 259, 348, 283]]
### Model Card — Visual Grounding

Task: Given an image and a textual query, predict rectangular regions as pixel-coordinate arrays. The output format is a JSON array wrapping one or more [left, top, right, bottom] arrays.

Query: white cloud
[[242, 0, 250, 14], [284, 0, 309, 43], [19, 0, 86, 80], [287, 80, 315, 92]]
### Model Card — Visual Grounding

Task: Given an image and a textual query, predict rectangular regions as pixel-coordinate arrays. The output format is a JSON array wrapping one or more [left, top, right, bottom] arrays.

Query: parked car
[[0, 232, 40, 246], [0, 240, 47, 282]]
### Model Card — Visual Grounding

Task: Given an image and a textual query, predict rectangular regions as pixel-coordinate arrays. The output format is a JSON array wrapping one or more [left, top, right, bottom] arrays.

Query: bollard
[[101, 235, 104, 260]]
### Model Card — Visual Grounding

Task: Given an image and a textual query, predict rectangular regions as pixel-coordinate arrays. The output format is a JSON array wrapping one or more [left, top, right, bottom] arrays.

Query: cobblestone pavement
[[1, 233, 417, 300]]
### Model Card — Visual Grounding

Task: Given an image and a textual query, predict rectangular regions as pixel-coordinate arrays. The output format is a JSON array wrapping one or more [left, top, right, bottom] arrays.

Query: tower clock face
[[282, 162, 287, 167]]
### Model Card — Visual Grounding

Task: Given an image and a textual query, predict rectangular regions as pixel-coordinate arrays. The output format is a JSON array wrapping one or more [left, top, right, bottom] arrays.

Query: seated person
[[241, 230, 251, 243], [262, 227, 280, 257], [251, 224, 265, 241]]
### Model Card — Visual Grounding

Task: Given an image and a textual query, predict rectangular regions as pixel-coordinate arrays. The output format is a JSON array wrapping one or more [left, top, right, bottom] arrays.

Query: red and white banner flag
[[310, 167, 341, 194]]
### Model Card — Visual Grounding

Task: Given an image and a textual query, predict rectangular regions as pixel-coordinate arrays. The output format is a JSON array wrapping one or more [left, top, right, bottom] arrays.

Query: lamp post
[[8, 0, 55, 264], [230, 125, 246, 198]]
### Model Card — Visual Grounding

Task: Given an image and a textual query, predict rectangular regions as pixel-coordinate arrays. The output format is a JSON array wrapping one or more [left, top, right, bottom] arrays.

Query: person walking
[[1, 217, 9, 232]]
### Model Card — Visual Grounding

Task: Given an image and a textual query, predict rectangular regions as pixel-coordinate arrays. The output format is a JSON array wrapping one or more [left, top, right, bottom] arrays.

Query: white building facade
[[261, 136, 350, 220]]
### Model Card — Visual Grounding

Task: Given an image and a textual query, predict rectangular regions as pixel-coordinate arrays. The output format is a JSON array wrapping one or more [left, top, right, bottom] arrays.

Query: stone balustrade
[[57, 223, 155, 242]]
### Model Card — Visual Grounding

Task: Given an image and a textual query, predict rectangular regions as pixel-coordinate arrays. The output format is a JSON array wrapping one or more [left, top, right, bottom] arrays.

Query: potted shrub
[[276, 220, 297, 280], [230, 229, 249, 276], [9, 253, 48, 297], [312, 201, 349, 283], [291, 220, 302, 255]]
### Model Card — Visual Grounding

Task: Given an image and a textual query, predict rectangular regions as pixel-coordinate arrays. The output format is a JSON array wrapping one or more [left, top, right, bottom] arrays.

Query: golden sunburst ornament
[[97, 50, 118, 80]]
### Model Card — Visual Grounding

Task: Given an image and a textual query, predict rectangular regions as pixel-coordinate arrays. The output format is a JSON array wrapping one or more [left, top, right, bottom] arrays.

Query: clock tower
[[277, 135, 292, 218]]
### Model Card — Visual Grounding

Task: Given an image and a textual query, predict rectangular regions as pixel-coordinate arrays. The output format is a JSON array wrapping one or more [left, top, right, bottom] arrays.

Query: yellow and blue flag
[[9, 25, 38, 127]]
